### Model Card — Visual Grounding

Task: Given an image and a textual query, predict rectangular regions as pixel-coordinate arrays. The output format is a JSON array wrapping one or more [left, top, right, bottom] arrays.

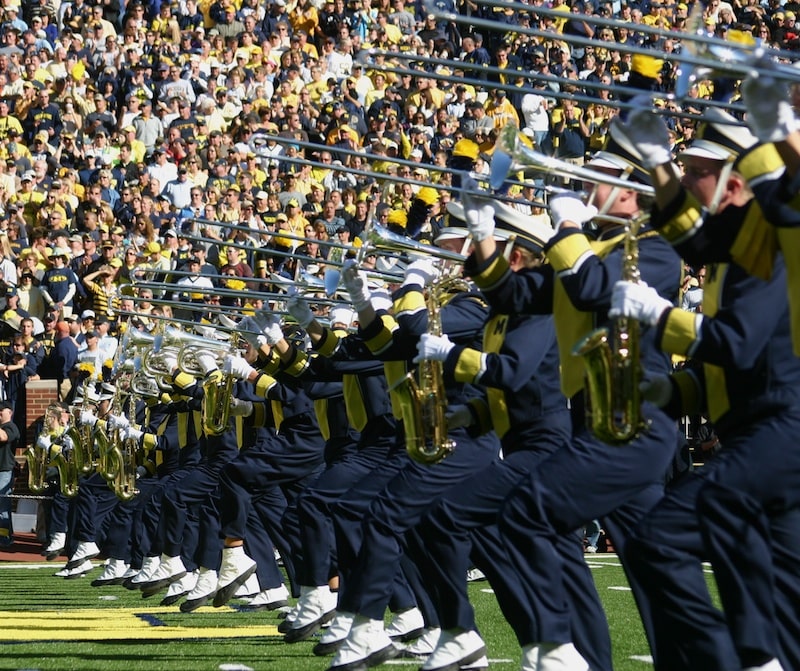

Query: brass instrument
[[109, 388, 140, 501], [573, 214, 649, 445], [72, 377, 98, 476], [25, 433, 50, 493], [25, 405, 62, 493], [96, 382, 126, 483], [393, 276, 470, 464], [201, 333, 239, 436], [50, 431, 80, 498]]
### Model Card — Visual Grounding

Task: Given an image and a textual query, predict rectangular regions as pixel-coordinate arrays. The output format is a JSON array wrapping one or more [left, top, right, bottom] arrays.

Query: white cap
[[80, 309, 96, 320], [329, 306, 356, 327]]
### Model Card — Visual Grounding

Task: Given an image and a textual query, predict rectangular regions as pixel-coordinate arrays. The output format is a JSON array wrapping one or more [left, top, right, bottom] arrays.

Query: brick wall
[[18, 379, 59, 460]]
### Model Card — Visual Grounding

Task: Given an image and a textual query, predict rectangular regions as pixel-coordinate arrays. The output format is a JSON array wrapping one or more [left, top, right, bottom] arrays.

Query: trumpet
[[490, 125, 655, 197]]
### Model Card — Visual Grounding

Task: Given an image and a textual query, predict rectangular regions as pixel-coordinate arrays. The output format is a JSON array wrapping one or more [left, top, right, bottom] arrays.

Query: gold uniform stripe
[[394, 290, 426, 316], [660, 308, 699, 357], [314, 399, 331, 440]]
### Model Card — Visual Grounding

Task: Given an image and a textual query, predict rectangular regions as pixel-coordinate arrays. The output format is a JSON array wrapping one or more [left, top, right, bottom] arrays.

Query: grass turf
[[0, 556, 713, 671]]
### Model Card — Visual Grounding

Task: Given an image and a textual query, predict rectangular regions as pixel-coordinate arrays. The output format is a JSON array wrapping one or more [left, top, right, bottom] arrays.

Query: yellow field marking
[[1, 607, 280, 641]]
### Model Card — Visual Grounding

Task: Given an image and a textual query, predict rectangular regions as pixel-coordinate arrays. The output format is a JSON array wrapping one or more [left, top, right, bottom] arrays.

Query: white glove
[[341, 260, 371, 311], [263, 321, 284, 345], [413, 333, 455, 364], [230, 398, 254, 417], [742, 75, 797, 143], [640, 375, 673, 408], [446, 404, 474, 430], [161, 351, 178, 373], [107, 414, 130, 431], [402, 258, 439, 288], [135, 465, 147, 479], [549, 193, 598, 230], [613, 103, 672, 169], [461, 176, 495, 242], [287, 291, 315, 328], [125, 426, 144, 442], [224, 355, 257, 380], [36, 434, 52, 449], [196, 352, 219, 375], [609, 280, 673, 326], [79, 411, 98, 427]]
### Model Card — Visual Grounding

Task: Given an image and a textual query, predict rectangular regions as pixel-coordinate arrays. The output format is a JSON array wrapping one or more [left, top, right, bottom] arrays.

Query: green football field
[[0, 556, 713, 671]]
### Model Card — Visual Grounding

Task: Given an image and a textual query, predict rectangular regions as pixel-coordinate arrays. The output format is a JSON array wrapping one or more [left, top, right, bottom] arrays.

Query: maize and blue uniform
[[331, 286, 501, 628], [409, 309, 613, 670], [466, 221, 682, 654], [628, 181, 800, 670]]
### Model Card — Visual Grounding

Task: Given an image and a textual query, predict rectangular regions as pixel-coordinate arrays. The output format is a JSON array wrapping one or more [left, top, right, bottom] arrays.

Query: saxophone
[[109, 387, 140, 501], [51, 429, 80, 498], [573, 214, 648, 445], [25, 406, 61, 493], [394, 276, 470, 464]]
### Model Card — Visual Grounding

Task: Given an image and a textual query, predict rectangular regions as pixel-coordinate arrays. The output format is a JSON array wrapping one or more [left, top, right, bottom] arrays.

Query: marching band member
[[611, 105, 800, 671], [463, 132, 682, 671], [407, 203, 612, 671], [320, 242, 500, 671], [280, 299, 419, 650], [215, 324, 326, 607]]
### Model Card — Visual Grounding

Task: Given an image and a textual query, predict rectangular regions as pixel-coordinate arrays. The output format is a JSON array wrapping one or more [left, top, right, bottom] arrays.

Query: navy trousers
[[626, 408, 800, 670], [338, 428, 501, 620], [498, 407, 677, 652]]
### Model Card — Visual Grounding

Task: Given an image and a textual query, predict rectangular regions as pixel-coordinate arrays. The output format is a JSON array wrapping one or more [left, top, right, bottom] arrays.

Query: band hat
[[678, 108, 758, 162], [489, 199, 554, 251], [587, 122, 651, 185], [329, 306, 356, 328]]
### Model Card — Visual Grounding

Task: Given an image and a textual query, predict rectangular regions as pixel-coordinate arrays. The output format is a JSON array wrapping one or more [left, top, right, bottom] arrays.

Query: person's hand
[[341, 260, 371, 311], [263, 320, 284, 346], [135, 465, 147, 479], [413, 333, 455, 363], [548, 193, 598, 230], [612, 101, 672, 169], [461, 176, 495, 242], [107, 414, 130, 431], [446, 404, 473, 430], [125, 426, 144, 442], [196, 351, 219, 375], [402, 258, 439, 288], [287, 289, 315, 328], [160, 350, 179, 373], [230, 398, 254, 417], [640, 374, 673, 408], [223, 355, 257, 380], [79, 411, 98, 427], [742, 75, 797, 143], [609, 280, 673, 326]]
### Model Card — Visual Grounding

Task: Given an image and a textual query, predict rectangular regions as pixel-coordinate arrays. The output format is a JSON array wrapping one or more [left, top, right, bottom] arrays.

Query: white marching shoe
[[244, 584, 290, 611], [421, 629, 487, 671], [284, 585, 338, 643], [43, 532, 66, 560], [181, 567, 218, 613], [213, 546, 257, 607], [64, 559, 96, 579], [140, 555, 187, 596], [399, 627, 442, 659], [314, 611, 355, 656], [521, 642, 590, 671], [234, 573, 261, 599], [66, 541, 100, 569], [91, 558, 130, 586], [162, 570, 199, 606], [328, 615, 398, 671], [385, 606, 425, 642], [126, 556, 160, 589]]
